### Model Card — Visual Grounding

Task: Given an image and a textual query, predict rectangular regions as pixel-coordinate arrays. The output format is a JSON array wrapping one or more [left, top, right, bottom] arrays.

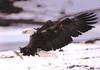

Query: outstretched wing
[[59, 12, 98, 37], [42, 12, 98, 51]]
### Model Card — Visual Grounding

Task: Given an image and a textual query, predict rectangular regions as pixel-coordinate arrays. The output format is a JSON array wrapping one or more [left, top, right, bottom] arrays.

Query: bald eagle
[[20, 12, 98, 56]]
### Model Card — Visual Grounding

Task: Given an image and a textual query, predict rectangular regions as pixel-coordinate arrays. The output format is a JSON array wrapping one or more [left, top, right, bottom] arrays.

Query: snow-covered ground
[[0, 0, 100, 70], [0, 41, 100, 70]]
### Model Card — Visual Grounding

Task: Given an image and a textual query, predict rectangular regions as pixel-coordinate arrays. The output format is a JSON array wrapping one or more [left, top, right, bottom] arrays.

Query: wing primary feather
[[59, 12, 98, 37]]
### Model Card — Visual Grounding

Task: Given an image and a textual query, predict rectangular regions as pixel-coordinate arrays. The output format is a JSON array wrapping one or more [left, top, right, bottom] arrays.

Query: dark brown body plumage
[[20, 12, 98, 56]]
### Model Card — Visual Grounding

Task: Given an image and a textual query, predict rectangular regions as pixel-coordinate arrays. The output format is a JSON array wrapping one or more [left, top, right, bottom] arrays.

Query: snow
[[0, 42, 100, 70], [0, 0, 100, 70], [5, 0, 100, 21]]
